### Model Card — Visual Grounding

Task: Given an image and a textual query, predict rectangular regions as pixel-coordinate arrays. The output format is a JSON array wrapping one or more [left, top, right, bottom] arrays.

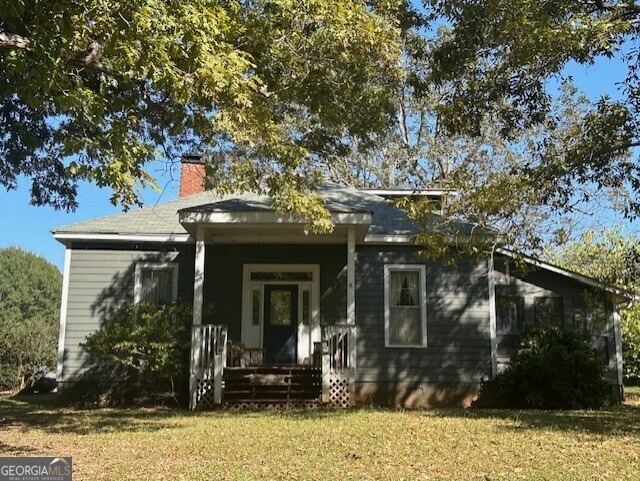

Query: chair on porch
[[227, 340, 266, 367], [227, 340, 246, 367]]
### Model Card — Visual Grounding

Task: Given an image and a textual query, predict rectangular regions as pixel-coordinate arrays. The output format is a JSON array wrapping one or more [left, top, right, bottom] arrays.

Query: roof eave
[[496, 247, 635, 302], [51, 231, 193, 247]]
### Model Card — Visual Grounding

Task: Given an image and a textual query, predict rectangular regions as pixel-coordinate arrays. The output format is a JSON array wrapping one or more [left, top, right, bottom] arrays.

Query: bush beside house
[[473, 327, 616, 409], [78, 302, 193, 407]]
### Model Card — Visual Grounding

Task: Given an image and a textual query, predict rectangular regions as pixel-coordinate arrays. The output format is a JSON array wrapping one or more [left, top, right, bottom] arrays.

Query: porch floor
[[223, 365, 322, 407]]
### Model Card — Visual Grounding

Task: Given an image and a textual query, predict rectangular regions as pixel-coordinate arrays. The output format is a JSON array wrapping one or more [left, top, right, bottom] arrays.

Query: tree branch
[[591, 0, 640, 16], [0, 31, 31, 51], [0, 30, 109, 73]]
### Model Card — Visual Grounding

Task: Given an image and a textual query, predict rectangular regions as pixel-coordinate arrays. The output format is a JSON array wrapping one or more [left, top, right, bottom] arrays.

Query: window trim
[[384, 264, 428, 348], [134, 262, 179, 304], [495, 295, 525, 335]]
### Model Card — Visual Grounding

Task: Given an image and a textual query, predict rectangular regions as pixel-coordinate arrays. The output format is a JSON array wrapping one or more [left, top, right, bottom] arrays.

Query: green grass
[[626, 385, 640, 396], [1, 396, 640, 480]]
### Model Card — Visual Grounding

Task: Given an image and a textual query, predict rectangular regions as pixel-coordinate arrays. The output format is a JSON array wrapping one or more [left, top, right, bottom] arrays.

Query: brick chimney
[[179, 154, 206, 197]]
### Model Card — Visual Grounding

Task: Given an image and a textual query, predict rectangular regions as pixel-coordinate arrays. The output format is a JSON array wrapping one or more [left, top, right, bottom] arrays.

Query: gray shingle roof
[[52, 182, 475, 237]]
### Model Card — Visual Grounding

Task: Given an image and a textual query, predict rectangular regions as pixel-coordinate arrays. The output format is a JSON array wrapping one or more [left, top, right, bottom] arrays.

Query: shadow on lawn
[[431, 404, 640, 437], [2, 394, 639, 440], [0, 394, 185, 436]]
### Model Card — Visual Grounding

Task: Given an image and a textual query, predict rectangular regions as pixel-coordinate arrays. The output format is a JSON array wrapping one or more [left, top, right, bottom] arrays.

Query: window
[[251, 288, 261, 326], [384, 265, 427, 347], [269, 290, 292, 326], [496, 296, 525, 334], [134, 263, 178, 305], [573, 297, 607, 335], [534, 296, 564, 328], [250, 272, 312, 281]]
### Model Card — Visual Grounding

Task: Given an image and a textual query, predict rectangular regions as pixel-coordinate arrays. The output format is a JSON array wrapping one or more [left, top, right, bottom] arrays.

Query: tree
[[4, 1, 638, 252], [424, 0, 640, 221], [0, 0, 403, 230], [0, 247, 61, 390], [319, 28, 625, 256], [546, 227, 640, 383]]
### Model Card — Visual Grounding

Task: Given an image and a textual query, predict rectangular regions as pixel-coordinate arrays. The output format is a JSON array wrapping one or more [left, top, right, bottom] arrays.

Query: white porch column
[[189, 225, 206, 410], [347, 226, 356, 325], [193, 225, 206, 326]]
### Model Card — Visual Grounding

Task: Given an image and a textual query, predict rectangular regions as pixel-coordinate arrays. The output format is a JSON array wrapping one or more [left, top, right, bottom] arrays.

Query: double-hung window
[[384, 265, 427, 347], [134, 262, 179, 305]]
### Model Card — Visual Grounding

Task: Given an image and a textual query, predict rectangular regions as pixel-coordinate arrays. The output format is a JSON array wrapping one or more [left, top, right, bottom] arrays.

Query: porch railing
[[189, 324, 227, 410], [189, 323, 357, 409], [321, 325, 357, 407]]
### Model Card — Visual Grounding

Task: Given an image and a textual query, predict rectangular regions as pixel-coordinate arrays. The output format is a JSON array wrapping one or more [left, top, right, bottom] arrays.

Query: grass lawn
[[1, 396, 639, 480]]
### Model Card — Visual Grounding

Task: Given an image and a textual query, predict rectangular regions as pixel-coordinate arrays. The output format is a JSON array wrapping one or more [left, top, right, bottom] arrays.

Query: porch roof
[[177, 195, 374, 243]]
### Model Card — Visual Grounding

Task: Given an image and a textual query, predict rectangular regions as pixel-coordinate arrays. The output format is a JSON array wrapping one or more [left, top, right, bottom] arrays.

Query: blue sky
[[0, 53, 634, 271], [0, 165, 181, 270]]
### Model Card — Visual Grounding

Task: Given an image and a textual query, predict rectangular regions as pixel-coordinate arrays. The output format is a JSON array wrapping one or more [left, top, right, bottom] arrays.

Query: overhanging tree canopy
[[3, 1, 640, 251], [0, 0, 402, 230], [426, 0, 640, 218]]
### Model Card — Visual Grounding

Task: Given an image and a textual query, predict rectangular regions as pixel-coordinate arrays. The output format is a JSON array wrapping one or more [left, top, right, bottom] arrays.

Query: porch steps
[[223, 366, 322, 407]]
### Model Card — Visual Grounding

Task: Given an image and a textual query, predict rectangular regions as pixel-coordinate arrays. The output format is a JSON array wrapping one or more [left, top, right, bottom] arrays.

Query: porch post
[[189, 225, 206, 410], [347, 226, 355, 325], [193, 225, 206, 326]]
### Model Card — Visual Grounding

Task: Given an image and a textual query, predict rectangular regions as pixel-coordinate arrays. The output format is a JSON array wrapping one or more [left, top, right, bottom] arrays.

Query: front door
[[263, 284, 298, 364]]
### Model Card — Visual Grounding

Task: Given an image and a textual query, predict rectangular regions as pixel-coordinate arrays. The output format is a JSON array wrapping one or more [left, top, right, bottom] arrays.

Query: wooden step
[[223, 365, 321, 405]]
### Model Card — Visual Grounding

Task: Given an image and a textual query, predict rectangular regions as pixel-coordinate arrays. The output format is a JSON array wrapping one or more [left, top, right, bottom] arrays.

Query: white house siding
[[58, 245, 194, 383]]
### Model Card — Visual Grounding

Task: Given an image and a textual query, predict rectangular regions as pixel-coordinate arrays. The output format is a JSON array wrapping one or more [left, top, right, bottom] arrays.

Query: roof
[[52, 182, 475, 239], [362, 188, 456, 198], [496, 248, 634, 302]]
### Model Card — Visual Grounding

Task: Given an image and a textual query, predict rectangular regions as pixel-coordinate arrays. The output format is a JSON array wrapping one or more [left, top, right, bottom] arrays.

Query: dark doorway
[[264, 284, 298, 364]]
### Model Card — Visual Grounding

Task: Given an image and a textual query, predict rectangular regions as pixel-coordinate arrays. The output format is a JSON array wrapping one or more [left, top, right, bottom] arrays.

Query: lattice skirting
[[329, 375, 353, 408], [223, 400, 322, 411], [194, 378, 216, 411]]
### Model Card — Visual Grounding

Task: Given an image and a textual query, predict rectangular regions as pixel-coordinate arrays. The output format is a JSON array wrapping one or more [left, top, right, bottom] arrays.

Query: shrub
[[473, 327, 616, 409], [82, 302, 192, 407]]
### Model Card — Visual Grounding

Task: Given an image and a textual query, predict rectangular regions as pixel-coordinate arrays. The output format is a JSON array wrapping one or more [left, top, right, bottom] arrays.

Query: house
[[52, 156, 630, 409]]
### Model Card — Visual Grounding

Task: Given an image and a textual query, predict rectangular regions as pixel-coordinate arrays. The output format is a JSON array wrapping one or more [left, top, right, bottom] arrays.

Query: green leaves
[[0, 247, 62, 390], [83, 302, 193, 388], [1, 0, 403, 223], [547, 227, 640, 382]]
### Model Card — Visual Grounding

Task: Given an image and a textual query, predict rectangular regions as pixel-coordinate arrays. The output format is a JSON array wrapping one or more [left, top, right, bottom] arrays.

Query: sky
[[0, 165, 181, 270], [0, 52, 635, 271]]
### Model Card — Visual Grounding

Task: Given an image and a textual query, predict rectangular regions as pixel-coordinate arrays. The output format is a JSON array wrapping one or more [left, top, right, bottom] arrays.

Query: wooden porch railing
[[189, 324, 227, 410], [189, 323, 356, 409], [321, 325, 357, 407]]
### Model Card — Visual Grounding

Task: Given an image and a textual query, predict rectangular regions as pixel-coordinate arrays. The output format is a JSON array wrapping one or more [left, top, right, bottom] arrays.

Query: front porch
[[189, 323, 356, 410], [180, 201, 370, 410]]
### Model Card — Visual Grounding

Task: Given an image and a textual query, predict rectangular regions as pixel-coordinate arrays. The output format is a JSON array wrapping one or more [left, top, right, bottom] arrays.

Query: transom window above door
[[250, 272, 313, 281]]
